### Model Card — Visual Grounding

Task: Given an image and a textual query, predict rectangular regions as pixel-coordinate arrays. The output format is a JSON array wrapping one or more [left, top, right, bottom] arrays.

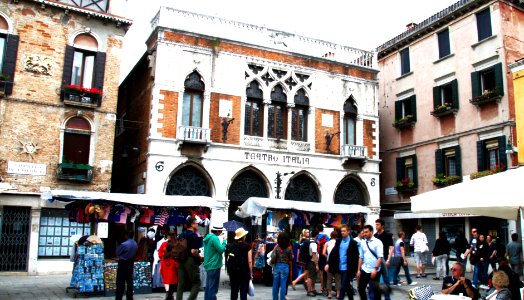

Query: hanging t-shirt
[[139, 208, 154, 224], [115, 207, 131, 224]]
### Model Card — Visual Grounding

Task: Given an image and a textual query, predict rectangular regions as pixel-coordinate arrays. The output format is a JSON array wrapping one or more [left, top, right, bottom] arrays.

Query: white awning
[[42, 190, 225, 209], [236, 197, 371, 218]]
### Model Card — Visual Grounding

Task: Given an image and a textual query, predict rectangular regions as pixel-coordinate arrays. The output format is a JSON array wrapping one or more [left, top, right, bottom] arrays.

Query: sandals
[[291, 282, 296, 291]]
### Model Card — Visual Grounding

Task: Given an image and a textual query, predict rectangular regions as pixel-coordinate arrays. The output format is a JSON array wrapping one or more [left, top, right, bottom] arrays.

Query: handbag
[[248, 279, 255, 297], [408, 285, 434, 300]]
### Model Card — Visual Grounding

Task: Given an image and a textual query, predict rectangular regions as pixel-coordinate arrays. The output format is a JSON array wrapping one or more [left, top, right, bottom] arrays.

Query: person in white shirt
[[410, 224, 429, 278], [357, 225, 384, 300]]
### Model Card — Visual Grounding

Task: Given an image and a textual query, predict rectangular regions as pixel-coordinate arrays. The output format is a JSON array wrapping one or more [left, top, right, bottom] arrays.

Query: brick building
[[0, 0, 130, 273], [378, 0, 524, 250], [114, 7, 380, 233]]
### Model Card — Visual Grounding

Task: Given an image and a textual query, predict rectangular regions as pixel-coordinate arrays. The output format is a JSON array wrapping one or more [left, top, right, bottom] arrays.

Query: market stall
[[43, 190, 225, 297]]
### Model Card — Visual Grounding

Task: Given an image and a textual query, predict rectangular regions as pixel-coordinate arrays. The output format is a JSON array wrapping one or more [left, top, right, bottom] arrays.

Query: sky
[[114, 0, 460, 81]]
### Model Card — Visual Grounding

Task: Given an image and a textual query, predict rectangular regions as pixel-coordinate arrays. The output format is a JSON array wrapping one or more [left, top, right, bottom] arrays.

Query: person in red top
[[159, 231, 179, 300]]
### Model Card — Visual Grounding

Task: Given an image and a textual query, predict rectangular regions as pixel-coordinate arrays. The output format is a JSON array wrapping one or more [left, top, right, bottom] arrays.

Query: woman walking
[[228, 228, 252, 300], [291, 229, 310, 290], [272, 232, 293, 300], [432, 231, 451, 280]]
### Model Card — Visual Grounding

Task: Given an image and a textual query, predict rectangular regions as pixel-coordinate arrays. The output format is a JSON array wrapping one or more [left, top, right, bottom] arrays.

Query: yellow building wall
[[512, 66, 524, 165]]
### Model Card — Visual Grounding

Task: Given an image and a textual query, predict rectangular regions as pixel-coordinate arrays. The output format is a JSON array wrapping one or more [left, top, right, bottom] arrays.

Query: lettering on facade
[[7, 161, 47, 176], [244, 152, 310, 165]]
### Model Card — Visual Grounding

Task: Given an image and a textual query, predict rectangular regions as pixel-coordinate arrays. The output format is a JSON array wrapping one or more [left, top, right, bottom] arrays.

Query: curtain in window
[[344, 114, 356, 145], [182, 92, 203, 127], [291, 106, 307, 141]]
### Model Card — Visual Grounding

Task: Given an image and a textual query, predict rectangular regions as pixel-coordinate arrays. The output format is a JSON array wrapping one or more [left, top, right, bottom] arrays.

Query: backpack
[[173, 234, 187, 262], [299, 239, 311, 263], [226, 242, 245, 274], [317, 234, 328, 255]]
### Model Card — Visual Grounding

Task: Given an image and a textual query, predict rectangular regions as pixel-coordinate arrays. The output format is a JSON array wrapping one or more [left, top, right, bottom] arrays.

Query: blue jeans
[[368, 266, 390, 300], [393, 258, 413, 285], [205, 268, 221, 300], [272, 263, 289, 300], [338, 270, 354, 300], [472, 263, 480, 287]]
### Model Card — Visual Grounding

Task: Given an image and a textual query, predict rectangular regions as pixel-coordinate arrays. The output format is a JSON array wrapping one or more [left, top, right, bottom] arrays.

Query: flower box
[[57, 163, 93, 182], [395, 178, 416, 192], [431, 103, 458, 118], [470, 88, 502, 106], [61, 85, 103, 107], [432, 174, 461, 187], [393, 115, 415, 129], [470, 163, 506, 180]]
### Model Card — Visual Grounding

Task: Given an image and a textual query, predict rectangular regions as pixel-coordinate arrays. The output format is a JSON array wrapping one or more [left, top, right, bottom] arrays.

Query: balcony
[[61, 90, 102, 107], [55, 0, 109, 13], [244, 136, 264, 147], [290, 140, 310, 152], [341, 144, 367, 159], [178, 126, 210, 152], [268, 138, 287, 150], [57, 163, 93, 182]]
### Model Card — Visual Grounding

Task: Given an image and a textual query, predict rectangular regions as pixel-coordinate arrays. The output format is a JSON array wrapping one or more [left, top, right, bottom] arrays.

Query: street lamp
[[275, 171, 295, 199]]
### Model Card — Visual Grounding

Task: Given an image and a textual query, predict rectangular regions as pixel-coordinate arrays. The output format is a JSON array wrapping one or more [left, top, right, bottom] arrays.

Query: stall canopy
[[411, 166, 524, 220], [235, 197, 371, 218], [42, 190, 225, 209]]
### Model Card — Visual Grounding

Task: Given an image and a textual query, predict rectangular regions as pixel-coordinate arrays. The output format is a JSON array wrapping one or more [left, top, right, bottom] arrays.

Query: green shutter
[[454, 145, 462, 177], [435, 149, 443, 176], [396, 157, 403, 181], [412, 155, 418, 187], [2, 35, 19, 95], [433, 86, 440, 110], [61, 45, 75, 86], [451, 79, 459, 109], [477, 140, 486, 171], [493, 63, 504, 96], [395, 101, 402, 121], [471, 71, 480, 99], [410, 95, 417, 121], [498, 135, 507, 169]]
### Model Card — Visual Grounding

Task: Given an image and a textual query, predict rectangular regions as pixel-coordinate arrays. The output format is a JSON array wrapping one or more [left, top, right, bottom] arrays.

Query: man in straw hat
[[227, 227, 253, 300], [203, 225, 227, 300]]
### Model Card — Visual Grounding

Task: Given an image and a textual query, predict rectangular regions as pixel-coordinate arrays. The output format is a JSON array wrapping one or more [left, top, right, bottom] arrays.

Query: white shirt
[[326, 239, 337, 258], [410, 231, 428, 252], [309, 239, 318, 256], [359, 236, 383, 273]]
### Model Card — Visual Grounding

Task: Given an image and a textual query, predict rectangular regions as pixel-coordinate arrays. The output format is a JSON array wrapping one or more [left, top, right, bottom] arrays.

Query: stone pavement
[[0, 266, 468, 300]]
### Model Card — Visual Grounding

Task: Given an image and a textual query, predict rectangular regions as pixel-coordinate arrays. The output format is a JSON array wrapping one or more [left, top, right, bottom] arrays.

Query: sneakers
[[433, 277, 440, 280], [307, 292, 316, 297], [409, 282, 418, 286]]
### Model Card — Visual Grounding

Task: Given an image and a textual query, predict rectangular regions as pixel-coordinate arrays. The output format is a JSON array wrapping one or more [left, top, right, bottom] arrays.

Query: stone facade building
[[378, 0, 524, 250], [0, 0, 130, 273], [114, 7, 380, 234]]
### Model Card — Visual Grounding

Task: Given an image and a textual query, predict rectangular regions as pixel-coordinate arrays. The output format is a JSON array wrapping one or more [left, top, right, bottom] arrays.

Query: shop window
[[400, 47, 410, 75], [291, 88, 308, 141], [435, 146, 462, 177], [396, 154, 418, 188], [470, 63, 504, 103], [62, 34, 105, 93], [39, 209, 90, 257], [476, 8, 492, 42], [432, 79, 459, 112], [268, 84, 287, 139], [244, 81, 263, 137], [477, 136, 507, 171], [437, 28, 451, 58], [343, 98, 357, 145], [182, 71, 205, 127]]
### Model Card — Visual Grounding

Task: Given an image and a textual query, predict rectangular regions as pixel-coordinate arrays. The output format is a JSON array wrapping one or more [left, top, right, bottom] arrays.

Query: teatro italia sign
[[243, 151, 310, 165]]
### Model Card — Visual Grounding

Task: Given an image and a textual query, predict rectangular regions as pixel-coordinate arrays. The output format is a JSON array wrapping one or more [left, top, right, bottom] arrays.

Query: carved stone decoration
[[24, 54, 53, 75], [294, 88, 309, 106], [16, 138, 42, 160], [285, 174, 319, 202], [184, 70, 205, 91]]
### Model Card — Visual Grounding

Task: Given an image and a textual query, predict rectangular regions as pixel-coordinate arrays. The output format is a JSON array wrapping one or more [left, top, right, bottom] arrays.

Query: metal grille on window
[[334, 179, 366, 206], [166, 166, 210, 196], [39, 209, 90, 258], [228, 170, 268, 202], [184, 70, 205, 91], [285, 174, 319, 202], [0, 206, 30, 271]]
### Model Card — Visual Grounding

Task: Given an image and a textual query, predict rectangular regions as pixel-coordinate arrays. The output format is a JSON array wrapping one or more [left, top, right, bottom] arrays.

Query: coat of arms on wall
[[17, 138, 42, 160], [24, 54, 53, 75]]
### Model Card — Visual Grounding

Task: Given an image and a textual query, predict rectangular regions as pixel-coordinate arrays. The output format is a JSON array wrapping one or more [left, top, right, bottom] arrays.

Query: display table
[[104, 260, 152, 296]]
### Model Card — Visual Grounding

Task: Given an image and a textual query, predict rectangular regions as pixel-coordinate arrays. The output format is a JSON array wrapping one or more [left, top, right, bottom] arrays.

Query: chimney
[[406, 22, 417, 31]]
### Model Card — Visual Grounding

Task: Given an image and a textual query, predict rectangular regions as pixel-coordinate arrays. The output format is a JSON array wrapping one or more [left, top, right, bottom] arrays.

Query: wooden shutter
[[493, 63, 504, 96], [476, 140, 485, 171], [401, 48, 410, 74], [395, 101, 402, 121], [61, 46, 75, 86], [410, 95, 417, 121], [498, 135, 507, 169], [412, 155, 418, 187], [437, 29, 450, 58], [433, 86, 440, 109], [93, 52, 106, 91], [396, 157, 403, 181], [471, 71, 480, 99], [451, 79, 459, 108], [2, 35, 19, 95], [435, 149, 443, 176], [476, 8, 492, 41], [454, 145, 462, 177]]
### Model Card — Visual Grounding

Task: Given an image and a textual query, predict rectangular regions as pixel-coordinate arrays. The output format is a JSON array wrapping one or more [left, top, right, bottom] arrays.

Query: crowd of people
[[112, 217, 523, 300]]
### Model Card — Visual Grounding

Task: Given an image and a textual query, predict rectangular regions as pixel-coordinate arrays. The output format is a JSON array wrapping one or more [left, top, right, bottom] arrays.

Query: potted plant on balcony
[[470, 163, 506, 180], [431, 102, 457, 117], [62, 85, 103, 106], [470, 87, 501, 105], [431, 173, 461, 187], [395, 177, 415, 192], [393, 115, 415, 129]]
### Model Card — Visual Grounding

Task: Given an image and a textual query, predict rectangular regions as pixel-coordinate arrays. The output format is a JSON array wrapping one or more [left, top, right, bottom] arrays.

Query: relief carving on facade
[[23, 54, 53, 75]]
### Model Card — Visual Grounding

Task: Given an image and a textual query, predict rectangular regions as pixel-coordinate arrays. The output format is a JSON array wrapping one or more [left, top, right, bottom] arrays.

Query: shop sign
[[244, 151, 310, 165], [97, 223, 108, 239], [7, 161, 46, 176]]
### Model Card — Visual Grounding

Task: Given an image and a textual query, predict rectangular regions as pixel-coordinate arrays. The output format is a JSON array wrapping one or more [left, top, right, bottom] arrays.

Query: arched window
[[285, 173, 319, 202], [334, 177, 367, 206], [182, 71, 205, 127], [62, 117, 91, 165], [343, 98, 358, 145], [291, 88, 309, 141], [166, 165, 210, 196], [244, 81, 263, 136], [268, 84, 287, 139], [228, 170, 268, 202]]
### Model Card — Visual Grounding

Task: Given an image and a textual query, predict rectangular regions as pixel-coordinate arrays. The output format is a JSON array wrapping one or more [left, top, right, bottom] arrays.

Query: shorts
[[318, 255, 327, 270], [414, 251, 427, 265], [307, 261, 318, 281]]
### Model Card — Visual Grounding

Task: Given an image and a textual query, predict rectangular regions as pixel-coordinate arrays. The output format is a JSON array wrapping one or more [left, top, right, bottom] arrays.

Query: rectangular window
[[39, 209, 90, 258], [244, 99, 263, 136], [71, 50, 95, 88], [477, 136, 507, 171], [471, 63, 504, 100], [396, 154, 418, 187], [291, 106, 307, 141], [343, 114, 356, 145], [268, 102, 286, 139], [444, 149, 457, 176], [476, 8, 492, 41], [480, 69, 496, 93], [394, 95, 417, 124], [400, 48, 410, 75], [182, 91, 203, 127], [437, 28, 451, 58]]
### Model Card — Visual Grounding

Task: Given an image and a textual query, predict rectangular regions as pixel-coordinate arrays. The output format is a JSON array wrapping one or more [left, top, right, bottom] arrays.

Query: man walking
[[464, 227, 480, 287], [357, 225, 384, 300], [306, 230, 320, 297], [453, 229, 468, 265], [374, 219, 393, 300], [506, 233, 522, 275], [115, 229, 138, 300], [410, 225, 429, 278], [176, 217, 203, 300], [392, 231, 417, 286], [203, 225, 227, 300], [327, 224, 359, 300]]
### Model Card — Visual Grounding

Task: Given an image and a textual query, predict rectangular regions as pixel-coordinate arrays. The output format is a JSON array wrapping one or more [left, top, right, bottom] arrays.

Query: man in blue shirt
[[327, 224, 359, 300], [357, 225, 384, 300], [115, 229, 138, 300]]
